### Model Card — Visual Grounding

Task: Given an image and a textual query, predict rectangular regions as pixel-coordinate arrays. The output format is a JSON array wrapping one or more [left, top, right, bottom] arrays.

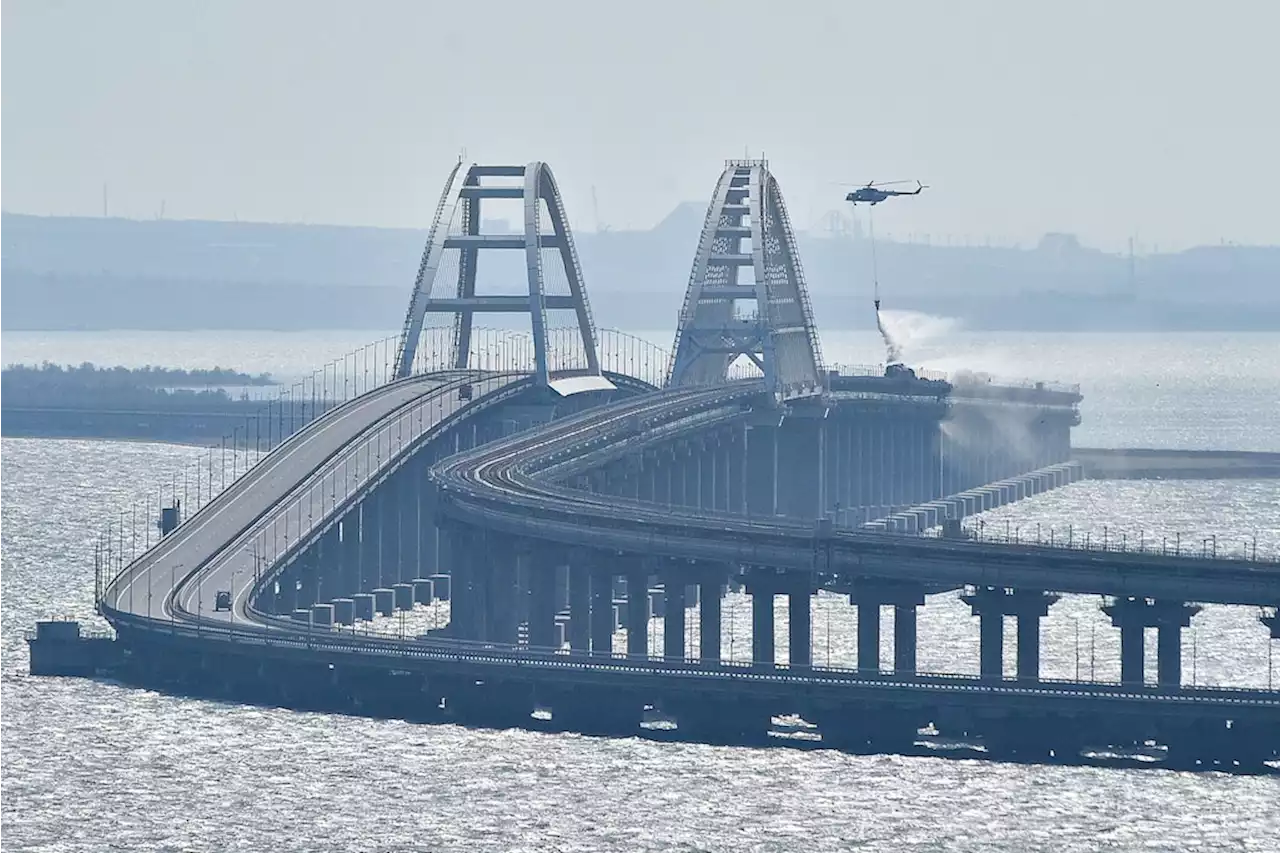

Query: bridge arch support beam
[[394, 161, 611, 393], [667, 160, 824, 401]]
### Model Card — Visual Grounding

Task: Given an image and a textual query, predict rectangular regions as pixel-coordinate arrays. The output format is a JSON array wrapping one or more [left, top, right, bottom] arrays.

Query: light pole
[[1074, 618, 1080, 680]]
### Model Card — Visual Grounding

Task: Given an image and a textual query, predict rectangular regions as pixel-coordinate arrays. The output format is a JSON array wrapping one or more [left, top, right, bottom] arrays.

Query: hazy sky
[[3, 0, 1277, 250]]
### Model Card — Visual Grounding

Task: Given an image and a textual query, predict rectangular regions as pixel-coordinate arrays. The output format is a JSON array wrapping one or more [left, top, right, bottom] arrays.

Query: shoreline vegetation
[[2, 362, 278, 408]]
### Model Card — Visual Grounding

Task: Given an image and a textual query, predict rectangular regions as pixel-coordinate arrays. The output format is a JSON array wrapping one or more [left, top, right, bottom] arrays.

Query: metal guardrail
[[102, 609, 1280, 707]]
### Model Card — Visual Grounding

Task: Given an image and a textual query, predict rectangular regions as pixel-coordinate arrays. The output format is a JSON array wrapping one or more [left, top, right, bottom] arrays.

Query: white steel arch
[[667, 160, 824, 400], [394, 162, 609, 394]]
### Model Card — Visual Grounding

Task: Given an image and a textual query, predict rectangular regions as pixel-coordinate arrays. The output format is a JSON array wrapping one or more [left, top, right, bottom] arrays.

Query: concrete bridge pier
[[785, 573, 816, 669], [378, 477, 404, 588], [962, 587, 1059, 681], [849, 579, 927, 675], [662, 565, 688, 660], [743, 568, 779, 666], [625, 565, 650, 658], [397, 469, 422, 584], [526, 550, 560, 649], [486, 540, 519, 645], [1103, 597, 1201, 687], [698, 439, 716, 512], [725, 430, 745, 513], [294, 553, 318, 610], [591, 566, 615, 656], [744, 417, 780, 517], [686, 440, 706, 507], [313, 526, 342, 602], [698, 566, 726, 663], [441, 524, 477, 640], [777, 412, 825, 519], [567, 558, 591, 652], [359, 494, 383, 590], [339, 510, 362, 596], [275, 566, 299, 615], [636, 451, 656, 503], [417, 468, 439, 578]]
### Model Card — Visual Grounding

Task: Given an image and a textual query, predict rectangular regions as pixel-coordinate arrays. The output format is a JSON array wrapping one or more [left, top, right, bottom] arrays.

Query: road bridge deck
[[434, 385, 1280, 607]]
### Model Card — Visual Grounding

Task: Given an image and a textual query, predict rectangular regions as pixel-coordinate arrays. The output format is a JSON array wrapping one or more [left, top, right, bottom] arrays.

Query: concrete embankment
[[1074, 447, 1280, 480]]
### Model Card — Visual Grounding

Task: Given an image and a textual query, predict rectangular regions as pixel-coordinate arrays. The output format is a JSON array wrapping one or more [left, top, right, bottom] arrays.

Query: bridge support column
[[894, 604, 918, 674], [744, 569, 777, 666], [314, 526, 341, 601], [626, 567, 650, 658], [295, 552, 318, 610], [591, 567, 614, 656], [726, 432, 745, 513], [787, 579, 813, 669], [442, 524, 476, 641], [857, 603, 880, 674], [700, 443, 716, 512], [745, 420, 779, 517], [684, 446, 702, 509], [661, 456, 676, 506], [978, 612, 1002, 679], [637, 454, 656, 503], [417, 461, 439, 577], [1103, 597, 1201, 687], [340, 510, 362, 596], [487, 540, 519, 646], [962, 587, 1059, 682], [398, 469, 421, 583], [663, 567, 687, 661], [527, 550, 558, 650], [360, 494, 382, 589], [379, 477, 403, 587], [698, 569, 724, 663], [568, 560, 591, 653], [850, 579, 926, 675], [276, 567, 298, 614], [777, 415, 824, 519]]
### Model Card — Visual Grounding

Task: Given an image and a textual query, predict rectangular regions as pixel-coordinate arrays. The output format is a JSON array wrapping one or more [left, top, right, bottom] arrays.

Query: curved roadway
[[98, 372, 1280, 719], [102, 370, 524, 628], [433, 383, 1280, 607]]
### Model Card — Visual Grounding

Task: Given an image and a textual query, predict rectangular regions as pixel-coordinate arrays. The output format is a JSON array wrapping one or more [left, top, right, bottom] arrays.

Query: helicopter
[[844, 180, 927, 206]]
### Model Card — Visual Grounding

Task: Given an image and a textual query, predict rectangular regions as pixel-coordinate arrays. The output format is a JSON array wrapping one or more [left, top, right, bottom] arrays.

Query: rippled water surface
[[4, 332, 1280, 851]]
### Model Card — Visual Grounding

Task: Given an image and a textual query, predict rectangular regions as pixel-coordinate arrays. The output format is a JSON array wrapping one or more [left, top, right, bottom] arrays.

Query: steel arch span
[[667, 160, 825, 401], [394, 161, 611, 395]]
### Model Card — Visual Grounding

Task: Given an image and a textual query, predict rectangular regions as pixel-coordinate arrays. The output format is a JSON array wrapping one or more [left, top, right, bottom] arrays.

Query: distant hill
[[3, 212, 1277, 332]]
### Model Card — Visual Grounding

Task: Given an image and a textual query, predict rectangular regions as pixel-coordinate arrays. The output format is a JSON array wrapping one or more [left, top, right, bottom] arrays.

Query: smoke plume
[[875, 306, 904, 365]]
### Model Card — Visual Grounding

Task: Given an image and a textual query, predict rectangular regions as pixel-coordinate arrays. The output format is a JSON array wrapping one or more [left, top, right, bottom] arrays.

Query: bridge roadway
[[434, 382, 1280, 607], [103, 370, 525, 626], [98, 370, 1279, 747]]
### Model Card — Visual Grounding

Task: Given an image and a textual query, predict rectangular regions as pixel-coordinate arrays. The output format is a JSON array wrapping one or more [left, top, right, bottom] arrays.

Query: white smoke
[[875, 307, 903, 365], [876, 308, 960, 366]]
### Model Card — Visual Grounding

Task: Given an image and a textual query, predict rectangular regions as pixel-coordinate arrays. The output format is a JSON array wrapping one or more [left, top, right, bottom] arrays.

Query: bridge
[[41, 159, 1279, 772]]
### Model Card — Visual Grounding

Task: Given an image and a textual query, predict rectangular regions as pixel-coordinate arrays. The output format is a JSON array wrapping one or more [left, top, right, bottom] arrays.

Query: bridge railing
[[94, 328, 471, 603], [93, 327, 691, 606], [928, 518, 1279, 564], [107, 609, 1280, 700]]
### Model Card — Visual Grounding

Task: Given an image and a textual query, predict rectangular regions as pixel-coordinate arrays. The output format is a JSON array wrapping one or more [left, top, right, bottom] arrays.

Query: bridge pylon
[[667, 160, 825, 400], [394, 161, 612, 394]]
